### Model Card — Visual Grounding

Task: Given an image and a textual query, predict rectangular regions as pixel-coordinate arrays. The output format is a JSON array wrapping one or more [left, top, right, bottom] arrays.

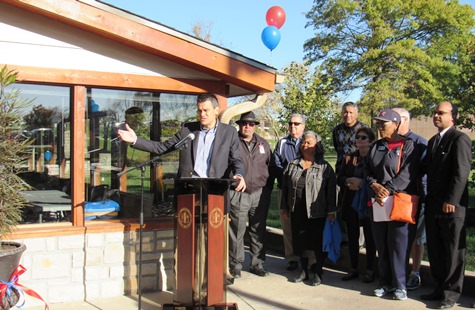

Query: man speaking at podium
[[118, 93, 246, 302], [118, 93, 246, 189]]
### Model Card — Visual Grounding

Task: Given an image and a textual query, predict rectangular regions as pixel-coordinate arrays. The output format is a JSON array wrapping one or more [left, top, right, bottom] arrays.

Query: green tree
[[23, 104, 61, 131], [0, 66, 33, 237], [304, 0, 475, 118], [276, 62, 339, 148], [450, 36, 475, 130]]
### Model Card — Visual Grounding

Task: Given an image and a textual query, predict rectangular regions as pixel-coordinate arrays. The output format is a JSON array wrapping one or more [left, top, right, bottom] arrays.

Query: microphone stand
[[117, 143, 187, 310]]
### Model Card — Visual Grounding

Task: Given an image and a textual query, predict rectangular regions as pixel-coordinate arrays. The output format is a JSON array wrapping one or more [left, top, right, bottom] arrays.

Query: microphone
[[173, 133, 195, 150]]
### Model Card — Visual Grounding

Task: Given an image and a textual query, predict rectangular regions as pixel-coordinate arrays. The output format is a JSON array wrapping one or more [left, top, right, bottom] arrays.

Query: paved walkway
[[26, 250, 474, 309]]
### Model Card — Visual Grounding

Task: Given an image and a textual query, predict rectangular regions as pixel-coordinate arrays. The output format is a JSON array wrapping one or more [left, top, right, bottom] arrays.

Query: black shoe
[[311, 274, 322, 286], [310, 263, 317, 273], [420, 292, 443, 301], [250, 265, 269, 277], [341, 271, 359, 281], [363, 270, 375, 283], [438, 299, 455, 309], [286, 261, 298, 271], [293, 270, 308, 283], [230, 269, 241, 279]]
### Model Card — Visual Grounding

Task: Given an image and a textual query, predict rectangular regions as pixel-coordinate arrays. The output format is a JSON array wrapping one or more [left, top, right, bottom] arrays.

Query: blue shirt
[[404, 130, 428, 199], [269, 134, 302, 188], [193, 122, 218, 177]]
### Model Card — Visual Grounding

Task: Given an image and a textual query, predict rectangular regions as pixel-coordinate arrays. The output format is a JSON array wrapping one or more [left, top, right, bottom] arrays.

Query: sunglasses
[[355, 135, 369, 141], [432, 110, 451, 116], [240, 121, 256, 127], [288, 122, 301, 126], [375, 121, 392, 128]]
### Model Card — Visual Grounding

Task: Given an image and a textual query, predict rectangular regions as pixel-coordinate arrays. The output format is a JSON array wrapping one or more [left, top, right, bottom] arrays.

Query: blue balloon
[[91, 99, 99, 113], [44, 150, 52, 162], [261, 26, 281, 51]]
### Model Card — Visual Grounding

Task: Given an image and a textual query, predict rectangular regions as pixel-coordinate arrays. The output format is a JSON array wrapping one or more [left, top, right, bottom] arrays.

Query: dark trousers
[[372, 220, 410, 289], [229, 188, 271, 270], [293, 216, 327, 276], [425, 216, 466, 302], [346, 209, 376, 272]]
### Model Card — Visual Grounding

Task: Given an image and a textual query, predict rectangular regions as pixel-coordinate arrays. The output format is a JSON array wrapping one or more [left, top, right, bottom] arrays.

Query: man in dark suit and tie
[[118, 93, 246, 295], [117, 93, 246, 190], [421, 101, 472, 309]]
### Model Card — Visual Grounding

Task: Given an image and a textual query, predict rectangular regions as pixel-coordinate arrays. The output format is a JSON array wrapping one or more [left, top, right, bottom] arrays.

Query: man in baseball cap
[[373, 109, 401, 123]]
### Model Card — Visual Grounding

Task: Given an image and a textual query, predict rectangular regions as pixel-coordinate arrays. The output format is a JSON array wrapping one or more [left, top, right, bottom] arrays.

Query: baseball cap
[[373, 109, 401, 123]]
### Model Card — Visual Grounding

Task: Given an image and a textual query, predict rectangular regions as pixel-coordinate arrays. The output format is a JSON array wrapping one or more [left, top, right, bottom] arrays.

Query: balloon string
[[269, 50, 273, 67]]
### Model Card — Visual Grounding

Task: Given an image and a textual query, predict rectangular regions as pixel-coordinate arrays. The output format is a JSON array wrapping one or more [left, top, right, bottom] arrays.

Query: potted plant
[[0, 65, 33, 309]]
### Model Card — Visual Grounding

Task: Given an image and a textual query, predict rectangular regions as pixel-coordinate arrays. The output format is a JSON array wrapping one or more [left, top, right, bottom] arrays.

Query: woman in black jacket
[[337, 127, 376, 283]]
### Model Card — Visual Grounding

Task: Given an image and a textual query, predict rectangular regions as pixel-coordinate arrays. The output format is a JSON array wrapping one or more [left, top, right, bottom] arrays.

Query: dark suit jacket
[[132, 121, 245, 179], [424, 126, 472, 218]]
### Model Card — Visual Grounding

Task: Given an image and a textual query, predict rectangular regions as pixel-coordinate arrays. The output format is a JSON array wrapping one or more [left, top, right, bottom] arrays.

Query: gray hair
[[342, 101, 358, 112], [392, 108, 410, 120], [289, 113, 306, 125], [297, 130, 324, 160]]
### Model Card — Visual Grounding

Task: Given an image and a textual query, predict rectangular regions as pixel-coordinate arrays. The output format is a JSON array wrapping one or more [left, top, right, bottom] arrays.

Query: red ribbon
[[0, 265, 48, 309]]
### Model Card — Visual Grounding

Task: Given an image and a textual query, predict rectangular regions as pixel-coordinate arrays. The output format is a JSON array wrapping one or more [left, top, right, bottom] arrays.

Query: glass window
[[9, 84, 72, 224], [85, 89, 196, 219], [8, 84, 199, 223]]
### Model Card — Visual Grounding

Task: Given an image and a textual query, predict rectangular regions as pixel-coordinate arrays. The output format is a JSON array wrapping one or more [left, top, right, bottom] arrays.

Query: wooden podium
[[165, 178, 237, 310]]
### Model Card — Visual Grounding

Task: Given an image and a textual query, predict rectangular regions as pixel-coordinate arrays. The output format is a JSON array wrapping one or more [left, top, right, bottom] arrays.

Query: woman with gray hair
[[281, 131, 337, 286]]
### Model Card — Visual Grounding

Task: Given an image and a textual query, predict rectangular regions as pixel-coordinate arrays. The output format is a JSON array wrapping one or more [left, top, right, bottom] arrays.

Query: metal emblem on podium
[[209, 207, 223, 229], [178, 208, 192, 229]]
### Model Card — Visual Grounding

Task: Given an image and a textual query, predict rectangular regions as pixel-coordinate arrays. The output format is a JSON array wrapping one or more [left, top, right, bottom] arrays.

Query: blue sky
[[103, 0, 314, 70], [104, 0, 475, 72]]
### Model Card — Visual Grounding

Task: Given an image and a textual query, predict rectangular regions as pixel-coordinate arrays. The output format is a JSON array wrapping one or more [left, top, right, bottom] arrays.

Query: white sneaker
[[374, 285, 395, 297], [393, 289, 407, 301], [406, 273, 421, 291]]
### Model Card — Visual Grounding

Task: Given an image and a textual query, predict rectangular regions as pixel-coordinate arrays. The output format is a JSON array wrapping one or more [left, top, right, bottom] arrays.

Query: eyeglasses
[[288, 122, 301, 126], [240, 121, 256, 127], [375, 121, 391, 128], [355, 135, 369, 141], [432, 110, 451, 116]]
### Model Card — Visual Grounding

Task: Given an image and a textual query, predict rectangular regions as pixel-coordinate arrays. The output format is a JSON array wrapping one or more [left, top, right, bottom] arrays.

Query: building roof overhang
[[1, 0, 278, 97]]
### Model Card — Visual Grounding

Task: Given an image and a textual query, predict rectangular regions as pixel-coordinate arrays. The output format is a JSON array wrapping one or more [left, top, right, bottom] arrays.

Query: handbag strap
[[396, 140, 405, 174]]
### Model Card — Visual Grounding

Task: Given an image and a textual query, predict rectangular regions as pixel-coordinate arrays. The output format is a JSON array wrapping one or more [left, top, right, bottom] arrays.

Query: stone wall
[[14, 229, 175, 307]]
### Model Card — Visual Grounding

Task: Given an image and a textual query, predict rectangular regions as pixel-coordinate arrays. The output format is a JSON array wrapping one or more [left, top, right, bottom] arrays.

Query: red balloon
[[266, 6, 286, 29]]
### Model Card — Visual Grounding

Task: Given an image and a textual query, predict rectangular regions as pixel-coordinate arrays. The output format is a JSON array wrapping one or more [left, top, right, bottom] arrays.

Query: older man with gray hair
[[393, 107, 427, 291], [270, 113, 306, 271]]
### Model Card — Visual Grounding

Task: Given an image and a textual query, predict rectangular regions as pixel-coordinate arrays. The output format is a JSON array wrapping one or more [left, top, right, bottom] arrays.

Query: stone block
[[100, 280, 124, 298], [109, 265, 125, 279], [22, 238, 46, 252], [85, 247, 104, 266], [87, 233, 105, 248], [72, 251, 85, 268], [156, 229, 174, 239], [141, 263, 157, 276], [57, 235, 85, 250], [45, 237, 58, 251], [104, 244, 125, 264], [105, 232, 124, 243], [85, 266, 109, 281], [85, 282, 101, 299], [71, 268, 84, 282], [48, 284, 85, 303], [31, 253, 71, 279]]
